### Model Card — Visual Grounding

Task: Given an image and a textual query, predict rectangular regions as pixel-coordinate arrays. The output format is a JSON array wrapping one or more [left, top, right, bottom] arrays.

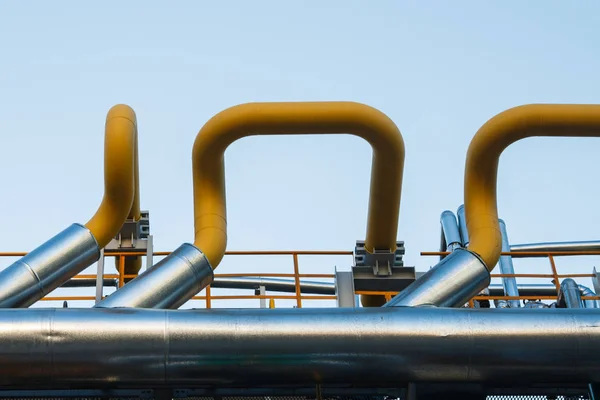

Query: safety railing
[[0, 250, 348, 308], [0, 250, 597, 308]]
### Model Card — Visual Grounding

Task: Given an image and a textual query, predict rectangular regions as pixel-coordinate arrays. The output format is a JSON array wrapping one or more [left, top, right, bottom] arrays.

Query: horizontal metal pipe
[[212, 276, 335, 295], [511, 240, 600, 252], [1, 307, 600, 388], [61, 278, 118, 288], [95, 243, 213, 309], [0, 224, 100, 307], [579, 284, 599, 308]]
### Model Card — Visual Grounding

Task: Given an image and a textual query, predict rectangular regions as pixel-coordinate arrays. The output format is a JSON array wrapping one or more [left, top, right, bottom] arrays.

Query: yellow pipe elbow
[[465, 104, 600, 270], [192, 102, 405, 290], [85, 104, 137, 249]]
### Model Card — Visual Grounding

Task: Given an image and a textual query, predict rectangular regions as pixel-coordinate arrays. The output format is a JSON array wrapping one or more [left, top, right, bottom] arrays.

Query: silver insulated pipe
[[385, 248, 490, 307], [0, 224, 100, 307], [558, 278, 584, 308], [456, 204, 469, 247], [1, 307, 600, 388], [95, 243, 213, 309], [498, 219, 520, 308], [511, 240, 600, 253], [579, 284, 599, 309], [440, 210, 462, 251]]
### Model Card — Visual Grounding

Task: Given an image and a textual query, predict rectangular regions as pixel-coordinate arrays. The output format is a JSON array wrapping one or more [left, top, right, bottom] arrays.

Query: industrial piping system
[[387, 104, 600, 308], [96, 102, 405, 309], [0, 307, 599, 388], [0, 105, 138, 308]]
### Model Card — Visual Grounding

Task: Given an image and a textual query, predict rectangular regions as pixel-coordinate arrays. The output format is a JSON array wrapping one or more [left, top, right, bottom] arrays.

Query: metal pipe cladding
[[0, 224, 99, 308], [95, 243, 213, 309], [385, 248, 490, 307]]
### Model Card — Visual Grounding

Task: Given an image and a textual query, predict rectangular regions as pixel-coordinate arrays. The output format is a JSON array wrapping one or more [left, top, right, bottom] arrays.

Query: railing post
[[259, 285, 266, 308], [146, 234, 154, 270]]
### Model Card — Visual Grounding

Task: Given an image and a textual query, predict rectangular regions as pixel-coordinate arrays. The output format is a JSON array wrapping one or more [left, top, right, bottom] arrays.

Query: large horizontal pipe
[[0, 105, 137, 308], [1, 307, 600, 388]]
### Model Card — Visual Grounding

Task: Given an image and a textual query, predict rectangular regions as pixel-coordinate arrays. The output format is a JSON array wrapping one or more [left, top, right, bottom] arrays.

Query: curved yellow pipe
[[465, 104, 600, 270], [85, 104, 137, 249], [192, 102, 405, 306]]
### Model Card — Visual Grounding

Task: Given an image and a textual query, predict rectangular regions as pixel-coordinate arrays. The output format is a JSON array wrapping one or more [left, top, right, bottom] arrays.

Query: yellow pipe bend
[[85, 104, 137, 249], [465, 104, 600, 270], [192, 102, 405, 306]]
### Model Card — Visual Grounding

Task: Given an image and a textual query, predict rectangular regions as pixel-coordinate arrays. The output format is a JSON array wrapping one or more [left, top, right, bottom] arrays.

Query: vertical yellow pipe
[[117, 122, 142, 278], [85, 104, 137, 248], [191, 102, 405, 307], [464, 104, 600, 270]]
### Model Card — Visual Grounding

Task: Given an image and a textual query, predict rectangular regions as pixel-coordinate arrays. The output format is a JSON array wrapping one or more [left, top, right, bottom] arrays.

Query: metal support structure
[[259, 285, 266, 308], [334, 269, 356, 308], [353, 240, 414, 292]]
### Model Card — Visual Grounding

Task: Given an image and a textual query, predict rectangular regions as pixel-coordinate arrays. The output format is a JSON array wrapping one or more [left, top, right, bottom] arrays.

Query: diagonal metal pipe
[[0, 307, 600, 388]]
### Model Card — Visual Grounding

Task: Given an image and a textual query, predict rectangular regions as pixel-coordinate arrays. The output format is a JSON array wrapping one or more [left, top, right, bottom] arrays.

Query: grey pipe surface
[[511, 240, 600, 253], [579, 284, 599, 309], [0, 224, 100, 308], [558, 278, 584, 309], [95, 243, 213, 309], [498, 220, 520, 308], [440, 211, 462, 251], [1, 307, 600, 388], [456, 204, 469, 247]]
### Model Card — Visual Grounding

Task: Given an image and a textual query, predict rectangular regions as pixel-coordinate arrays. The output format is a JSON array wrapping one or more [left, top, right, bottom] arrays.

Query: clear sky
[[1, 1, 600, 308]]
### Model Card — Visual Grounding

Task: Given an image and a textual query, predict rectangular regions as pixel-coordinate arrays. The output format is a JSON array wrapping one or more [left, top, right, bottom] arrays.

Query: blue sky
[[1, 1, 600, 307]]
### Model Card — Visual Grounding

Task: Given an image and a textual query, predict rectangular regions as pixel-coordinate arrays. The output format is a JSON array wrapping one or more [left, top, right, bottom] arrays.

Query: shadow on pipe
[[0, 105, 137, 308], [97, 102, 405, 309], [387, 104, 600, 308]]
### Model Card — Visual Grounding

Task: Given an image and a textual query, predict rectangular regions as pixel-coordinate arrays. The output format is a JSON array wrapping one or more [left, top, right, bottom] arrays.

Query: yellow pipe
[[192, 102, 405, 307], [119, 119, 142, 278], [85, 104, 137, 249], [465, 104, 600, 270]]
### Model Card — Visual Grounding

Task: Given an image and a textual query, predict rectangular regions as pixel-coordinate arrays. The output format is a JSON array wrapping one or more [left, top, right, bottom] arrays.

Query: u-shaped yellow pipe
[[85, 104, 137, 249], [192, 102, 405, 307], [465, 104, 600, 270]]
